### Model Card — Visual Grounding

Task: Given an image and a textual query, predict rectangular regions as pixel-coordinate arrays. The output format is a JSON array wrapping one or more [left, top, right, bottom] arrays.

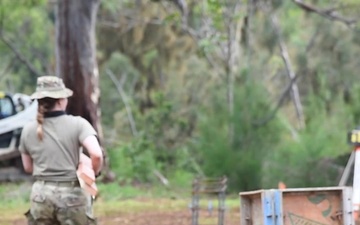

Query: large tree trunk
[[55, 0, 102, 139]]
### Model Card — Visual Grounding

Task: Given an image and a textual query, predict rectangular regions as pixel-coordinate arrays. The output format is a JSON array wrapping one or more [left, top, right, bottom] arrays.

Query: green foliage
[[99, 0, 360, 191], [263, 95, 353, 188], [109, 88, 199, 182], [345, 84, 360, 125], [206, 0, 225, 30], [353, 29, 360, 46], [167, 169, 194, 189], [100, 52, 140, 126], [142, 49, 158, 68], [131, 91, 190, 171], [99, 0, 122, 15], [97, 182, 147, 200], [0, 183, 31, 205], [194, 79, 284, 191], [0, 0, 52, 92], [271, 0, 283, 9], [258, 18, 278, 53], [108, 137, 157, 182], [108, 139, 195, 190]]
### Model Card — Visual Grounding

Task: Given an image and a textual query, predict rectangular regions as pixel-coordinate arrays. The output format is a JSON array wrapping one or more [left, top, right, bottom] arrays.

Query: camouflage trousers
[[25, 180, 97, 225]]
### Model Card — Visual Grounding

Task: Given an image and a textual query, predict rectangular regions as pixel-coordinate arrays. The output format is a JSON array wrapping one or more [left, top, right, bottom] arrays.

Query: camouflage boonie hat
[[31, 76, 73, 100]]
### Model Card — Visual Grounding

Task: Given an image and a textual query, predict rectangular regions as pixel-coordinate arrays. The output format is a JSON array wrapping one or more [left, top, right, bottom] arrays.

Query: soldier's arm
[[82, 135, 103, 175], [21, 153, 33, 173]]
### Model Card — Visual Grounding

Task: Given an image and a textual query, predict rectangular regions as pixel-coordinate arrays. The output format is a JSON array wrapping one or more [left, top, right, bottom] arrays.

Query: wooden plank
[[240, 194, 252, 225]]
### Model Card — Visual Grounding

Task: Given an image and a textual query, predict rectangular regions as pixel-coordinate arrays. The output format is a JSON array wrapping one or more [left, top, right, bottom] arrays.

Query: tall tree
[[55, 0, 102, 139]]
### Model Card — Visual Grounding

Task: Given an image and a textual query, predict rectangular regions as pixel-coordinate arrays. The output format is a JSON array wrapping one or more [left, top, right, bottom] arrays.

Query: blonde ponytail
[[36, 104, 45, 141], [36, 98, 58, 141]]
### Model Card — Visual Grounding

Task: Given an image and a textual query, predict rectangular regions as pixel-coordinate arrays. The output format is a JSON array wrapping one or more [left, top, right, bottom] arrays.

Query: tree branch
[[0, 32, 43, 77], [292, 0, 357, 27], [181, 25, 224, 78], [106, 69, 138, 137], [0, 57, 16, 82], [269, 12, 305, 129], [253, 72, 303, 127], [306, 28, 319, 52]]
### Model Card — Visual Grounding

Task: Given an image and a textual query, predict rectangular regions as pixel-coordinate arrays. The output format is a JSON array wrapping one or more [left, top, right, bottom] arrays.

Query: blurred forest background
[[1, 0, 360, 192]]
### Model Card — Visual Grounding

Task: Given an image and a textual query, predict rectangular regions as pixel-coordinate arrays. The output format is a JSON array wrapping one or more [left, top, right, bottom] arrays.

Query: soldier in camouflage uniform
[[19, 76, 103, 225]]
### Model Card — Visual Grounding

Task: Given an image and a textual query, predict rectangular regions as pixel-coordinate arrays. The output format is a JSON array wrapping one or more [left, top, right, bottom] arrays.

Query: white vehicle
[[0, 92, 37, 181]]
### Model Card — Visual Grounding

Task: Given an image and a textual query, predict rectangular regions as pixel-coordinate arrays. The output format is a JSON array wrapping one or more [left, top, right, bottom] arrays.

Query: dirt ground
[[9, 209, 240, 225], [99, 209, 240, 225]]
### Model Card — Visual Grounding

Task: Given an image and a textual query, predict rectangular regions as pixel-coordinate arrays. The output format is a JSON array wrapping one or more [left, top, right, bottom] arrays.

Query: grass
[[0, 181, 241, 223], [0, 182, 31, 222]]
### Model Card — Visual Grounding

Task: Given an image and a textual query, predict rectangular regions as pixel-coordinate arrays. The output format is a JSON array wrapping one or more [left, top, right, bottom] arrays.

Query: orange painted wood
[[282, 191, 342, 225], [78, 163, 95, 185], [77, 153, 97, 196], [83, 181, 98, 197]]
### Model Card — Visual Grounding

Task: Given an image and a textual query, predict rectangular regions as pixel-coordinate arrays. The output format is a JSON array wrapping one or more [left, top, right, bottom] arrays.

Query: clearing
[[0, 183, 241, 225]]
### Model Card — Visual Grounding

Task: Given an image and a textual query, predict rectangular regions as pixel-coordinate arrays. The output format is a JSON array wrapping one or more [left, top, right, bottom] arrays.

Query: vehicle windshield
[[0, 96, 15, 119]]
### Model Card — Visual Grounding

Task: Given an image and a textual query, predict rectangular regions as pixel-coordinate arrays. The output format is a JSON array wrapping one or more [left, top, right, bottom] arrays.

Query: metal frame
[[191, 176, 228, 225]]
